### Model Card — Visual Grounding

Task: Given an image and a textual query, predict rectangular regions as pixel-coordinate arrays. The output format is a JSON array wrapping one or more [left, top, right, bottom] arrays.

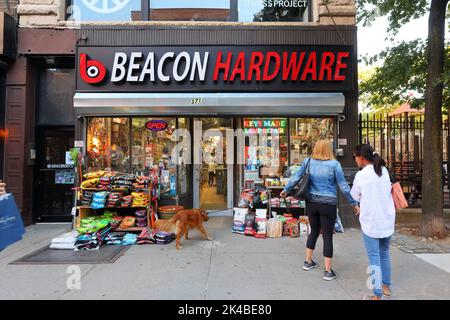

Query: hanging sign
[[145, 120, 169, 132]]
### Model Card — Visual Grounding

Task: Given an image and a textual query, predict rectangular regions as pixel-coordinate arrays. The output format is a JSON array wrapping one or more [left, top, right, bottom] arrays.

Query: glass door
[[193, 118, 233, 211], [35, 126, 75, 222]]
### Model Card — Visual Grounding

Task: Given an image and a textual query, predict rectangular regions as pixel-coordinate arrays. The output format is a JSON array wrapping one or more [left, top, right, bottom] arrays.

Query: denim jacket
[[283, 158, 357, 206]]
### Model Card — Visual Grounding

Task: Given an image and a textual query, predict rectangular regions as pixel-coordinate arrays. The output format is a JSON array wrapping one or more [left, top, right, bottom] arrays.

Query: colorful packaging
[[232, 208, 248, 234], [119, 216, 136, 229], [287, 219, 300, 238], [244, 214, 256, 236], [255, 218, 267, 239]]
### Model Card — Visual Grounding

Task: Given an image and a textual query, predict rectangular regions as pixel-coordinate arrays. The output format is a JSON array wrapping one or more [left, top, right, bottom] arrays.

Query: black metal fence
[[359, 113, 450, 208]]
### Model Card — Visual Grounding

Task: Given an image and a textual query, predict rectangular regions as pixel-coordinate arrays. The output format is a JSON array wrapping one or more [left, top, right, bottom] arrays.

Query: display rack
[[73, 169, 160, 233], [267, 186, 306, 219], [74, 187, 152, 233]]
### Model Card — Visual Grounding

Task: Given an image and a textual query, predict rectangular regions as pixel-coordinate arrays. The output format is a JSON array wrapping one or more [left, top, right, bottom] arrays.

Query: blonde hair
[[311, 139, 335, 160]]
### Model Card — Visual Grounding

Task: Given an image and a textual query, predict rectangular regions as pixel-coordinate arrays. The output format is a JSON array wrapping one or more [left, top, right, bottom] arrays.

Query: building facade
[[5, 0, 358, 225]]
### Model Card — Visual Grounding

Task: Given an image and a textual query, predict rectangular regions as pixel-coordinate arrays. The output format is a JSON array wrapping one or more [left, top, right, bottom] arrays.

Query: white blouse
[[350, 165, 396, 238]]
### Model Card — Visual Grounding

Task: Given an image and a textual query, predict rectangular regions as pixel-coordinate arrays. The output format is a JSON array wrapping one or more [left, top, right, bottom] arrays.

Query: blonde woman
[[280, 139, 358, 281]]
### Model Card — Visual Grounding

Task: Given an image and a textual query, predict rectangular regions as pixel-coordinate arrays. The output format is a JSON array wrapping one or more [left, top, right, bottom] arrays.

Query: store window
[[289, 118, 334, 165], [67, 0, 142, 21], [243, 118, 288, 185], [86, 118, 130, 172], [149, 0, 232, 21], [86, 117, 189, 198], [239, 0, 310, 22], [132, 117, 178, 196]]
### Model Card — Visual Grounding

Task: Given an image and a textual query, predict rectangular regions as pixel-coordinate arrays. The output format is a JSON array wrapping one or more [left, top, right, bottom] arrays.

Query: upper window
[[239, 0, 309, 22], [66, 0, 310, 22], [150, 0, 231, 21], [67, 0, 142, 21]]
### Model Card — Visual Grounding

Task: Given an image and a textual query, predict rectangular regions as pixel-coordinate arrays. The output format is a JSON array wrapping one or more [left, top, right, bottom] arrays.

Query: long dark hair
[[354, 144, 386, 177]]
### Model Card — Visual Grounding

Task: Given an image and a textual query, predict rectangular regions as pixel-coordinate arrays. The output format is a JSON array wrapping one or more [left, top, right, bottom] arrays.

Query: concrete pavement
[[0, 217, 449, 300]]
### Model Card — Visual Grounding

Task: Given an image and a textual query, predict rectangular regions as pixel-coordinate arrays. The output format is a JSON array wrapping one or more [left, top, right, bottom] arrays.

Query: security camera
[[338, 115, 346, 122]]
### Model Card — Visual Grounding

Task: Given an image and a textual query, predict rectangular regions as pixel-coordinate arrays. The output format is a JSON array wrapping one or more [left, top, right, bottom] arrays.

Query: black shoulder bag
[[292, 157, 311, 200]]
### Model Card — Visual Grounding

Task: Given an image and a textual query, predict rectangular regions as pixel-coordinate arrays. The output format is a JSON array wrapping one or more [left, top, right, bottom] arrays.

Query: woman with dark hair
[[350, 144, 395, 300]]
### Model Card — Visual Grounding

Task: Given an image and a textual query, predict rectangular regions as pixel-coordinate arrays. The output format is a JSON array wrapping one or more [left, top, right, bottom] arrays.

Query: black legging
[[306, 201, 337, 258]]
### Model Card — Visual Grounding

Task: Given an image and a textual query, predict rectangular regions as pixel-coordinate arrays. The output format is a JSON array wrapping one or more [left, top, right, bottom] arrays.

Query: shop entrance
[[193, 118, 234, 211], [35, 126, 75, 222]]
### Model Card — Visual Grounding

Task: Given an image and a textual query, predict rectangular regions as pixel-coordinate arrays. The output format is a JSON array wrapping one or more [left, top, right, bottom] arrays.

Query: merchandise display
[[232, 208, 248, 234], [50, 231, 79, 250], [135, 210, 147, 227], [244, 214, 256, 236], [255, 218, 267, 239], [266, 218, 283, 238], [119, 216, 136, 229], [75, 225, 112, 251], [122, 233, 138, 245], [105, 232, 126, 245], [132, 192, 149, 207]]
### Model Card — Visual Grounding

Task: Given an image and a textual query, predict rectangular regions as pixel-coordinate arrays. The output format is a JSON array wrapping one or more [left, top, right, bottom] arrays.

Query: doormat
[[9, 245, 130, 265]]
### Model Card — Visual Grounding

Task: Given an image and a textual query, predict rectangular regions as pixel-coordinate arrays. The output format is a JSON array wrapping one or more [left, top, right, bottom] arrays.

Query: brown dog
[[154, 209, 212, 250]]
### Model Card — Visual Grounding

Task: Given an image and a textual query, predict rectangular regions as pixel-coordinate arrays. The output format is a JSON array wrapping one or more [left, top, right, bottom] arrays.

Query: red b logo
[[79, 53, 106, 84]]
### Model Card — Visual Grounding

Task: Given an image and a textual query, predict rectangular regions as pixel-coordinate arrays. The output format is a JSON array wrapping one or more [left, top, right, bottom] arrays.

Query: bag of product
[[266, 218, 282, 238], [255, 218, 267, 239], [282, 221, 291, 236], [232, 208, 248, 234], [119, 216, 136, 229], [287, 219, 300, 238], [238, 189, 253, 208], [299, 216, 311, 236], [244, 214, 256, 236], [255, 209, 267, 219]]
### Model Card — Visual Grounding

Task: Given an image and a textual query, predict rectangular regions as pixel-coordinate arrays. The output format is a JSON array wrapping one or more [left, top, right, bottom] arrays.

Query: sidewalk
[[0, 217, 449, 300]]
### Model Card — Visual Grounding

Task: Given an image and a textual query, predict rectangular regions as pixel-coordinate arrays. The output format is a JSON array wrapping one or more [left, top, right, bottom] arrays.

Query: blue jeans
[[362, 232, 392, 297]]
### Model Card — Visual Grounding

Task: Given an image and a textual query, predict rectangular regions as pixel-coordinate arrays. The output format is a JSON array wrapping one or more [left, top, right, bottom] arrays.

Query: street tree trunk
[[420, 0, 449, 238]]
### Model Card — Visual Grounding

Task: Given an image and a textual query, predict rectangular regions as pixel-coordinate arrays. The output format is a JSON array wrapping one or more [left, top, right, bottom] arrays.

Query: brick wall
[[317, 0, 356, 25]]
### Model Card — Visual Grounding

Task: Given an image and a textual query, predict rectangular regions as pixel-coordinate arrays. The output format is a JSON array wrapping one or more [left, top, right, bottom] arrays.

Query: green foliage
[[360, 39, 449, 110], [357, 0, 429, 36], [358, 0, 450, 111], [69, 148, 79, 166]]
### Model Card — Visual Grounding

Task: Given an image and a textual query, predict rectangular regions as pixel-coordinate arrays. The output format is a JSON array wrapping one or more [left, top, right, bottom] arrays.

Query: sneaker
[[382, 285, 392, 297], [323, 269, 337, 281], [302, 260, 318, 271]]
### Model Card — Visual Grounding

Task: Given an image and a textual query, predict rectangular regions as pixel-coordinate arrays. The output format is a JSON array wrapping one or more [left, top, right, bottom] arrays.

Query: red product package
[[255, 218, 267, 239]]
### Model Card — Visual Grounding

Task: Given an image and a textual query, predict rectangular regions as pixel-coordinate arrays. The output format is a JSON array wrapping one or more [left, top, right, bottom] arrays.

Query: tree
[[421, 0, 448, 238], [358, 0, 449, 238]]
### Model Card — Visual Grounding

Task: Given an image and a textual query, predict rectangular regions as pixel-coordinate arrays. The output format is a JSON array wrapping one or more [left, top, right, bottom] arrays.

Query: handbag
[[0, 194, 25, 251], [292, 157, 311, 200], [391, 182, 408, 209], [386, 167, 408, 209]]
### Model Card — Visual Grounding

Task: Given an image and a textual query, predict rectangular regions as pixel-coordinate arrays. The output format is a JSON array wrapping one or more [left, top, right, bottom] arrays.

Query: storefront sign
[[243, 119, 287, 134], [145, 120, 169, 132], [76, 45, 355, 92], [47, 164, 74, 169]]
